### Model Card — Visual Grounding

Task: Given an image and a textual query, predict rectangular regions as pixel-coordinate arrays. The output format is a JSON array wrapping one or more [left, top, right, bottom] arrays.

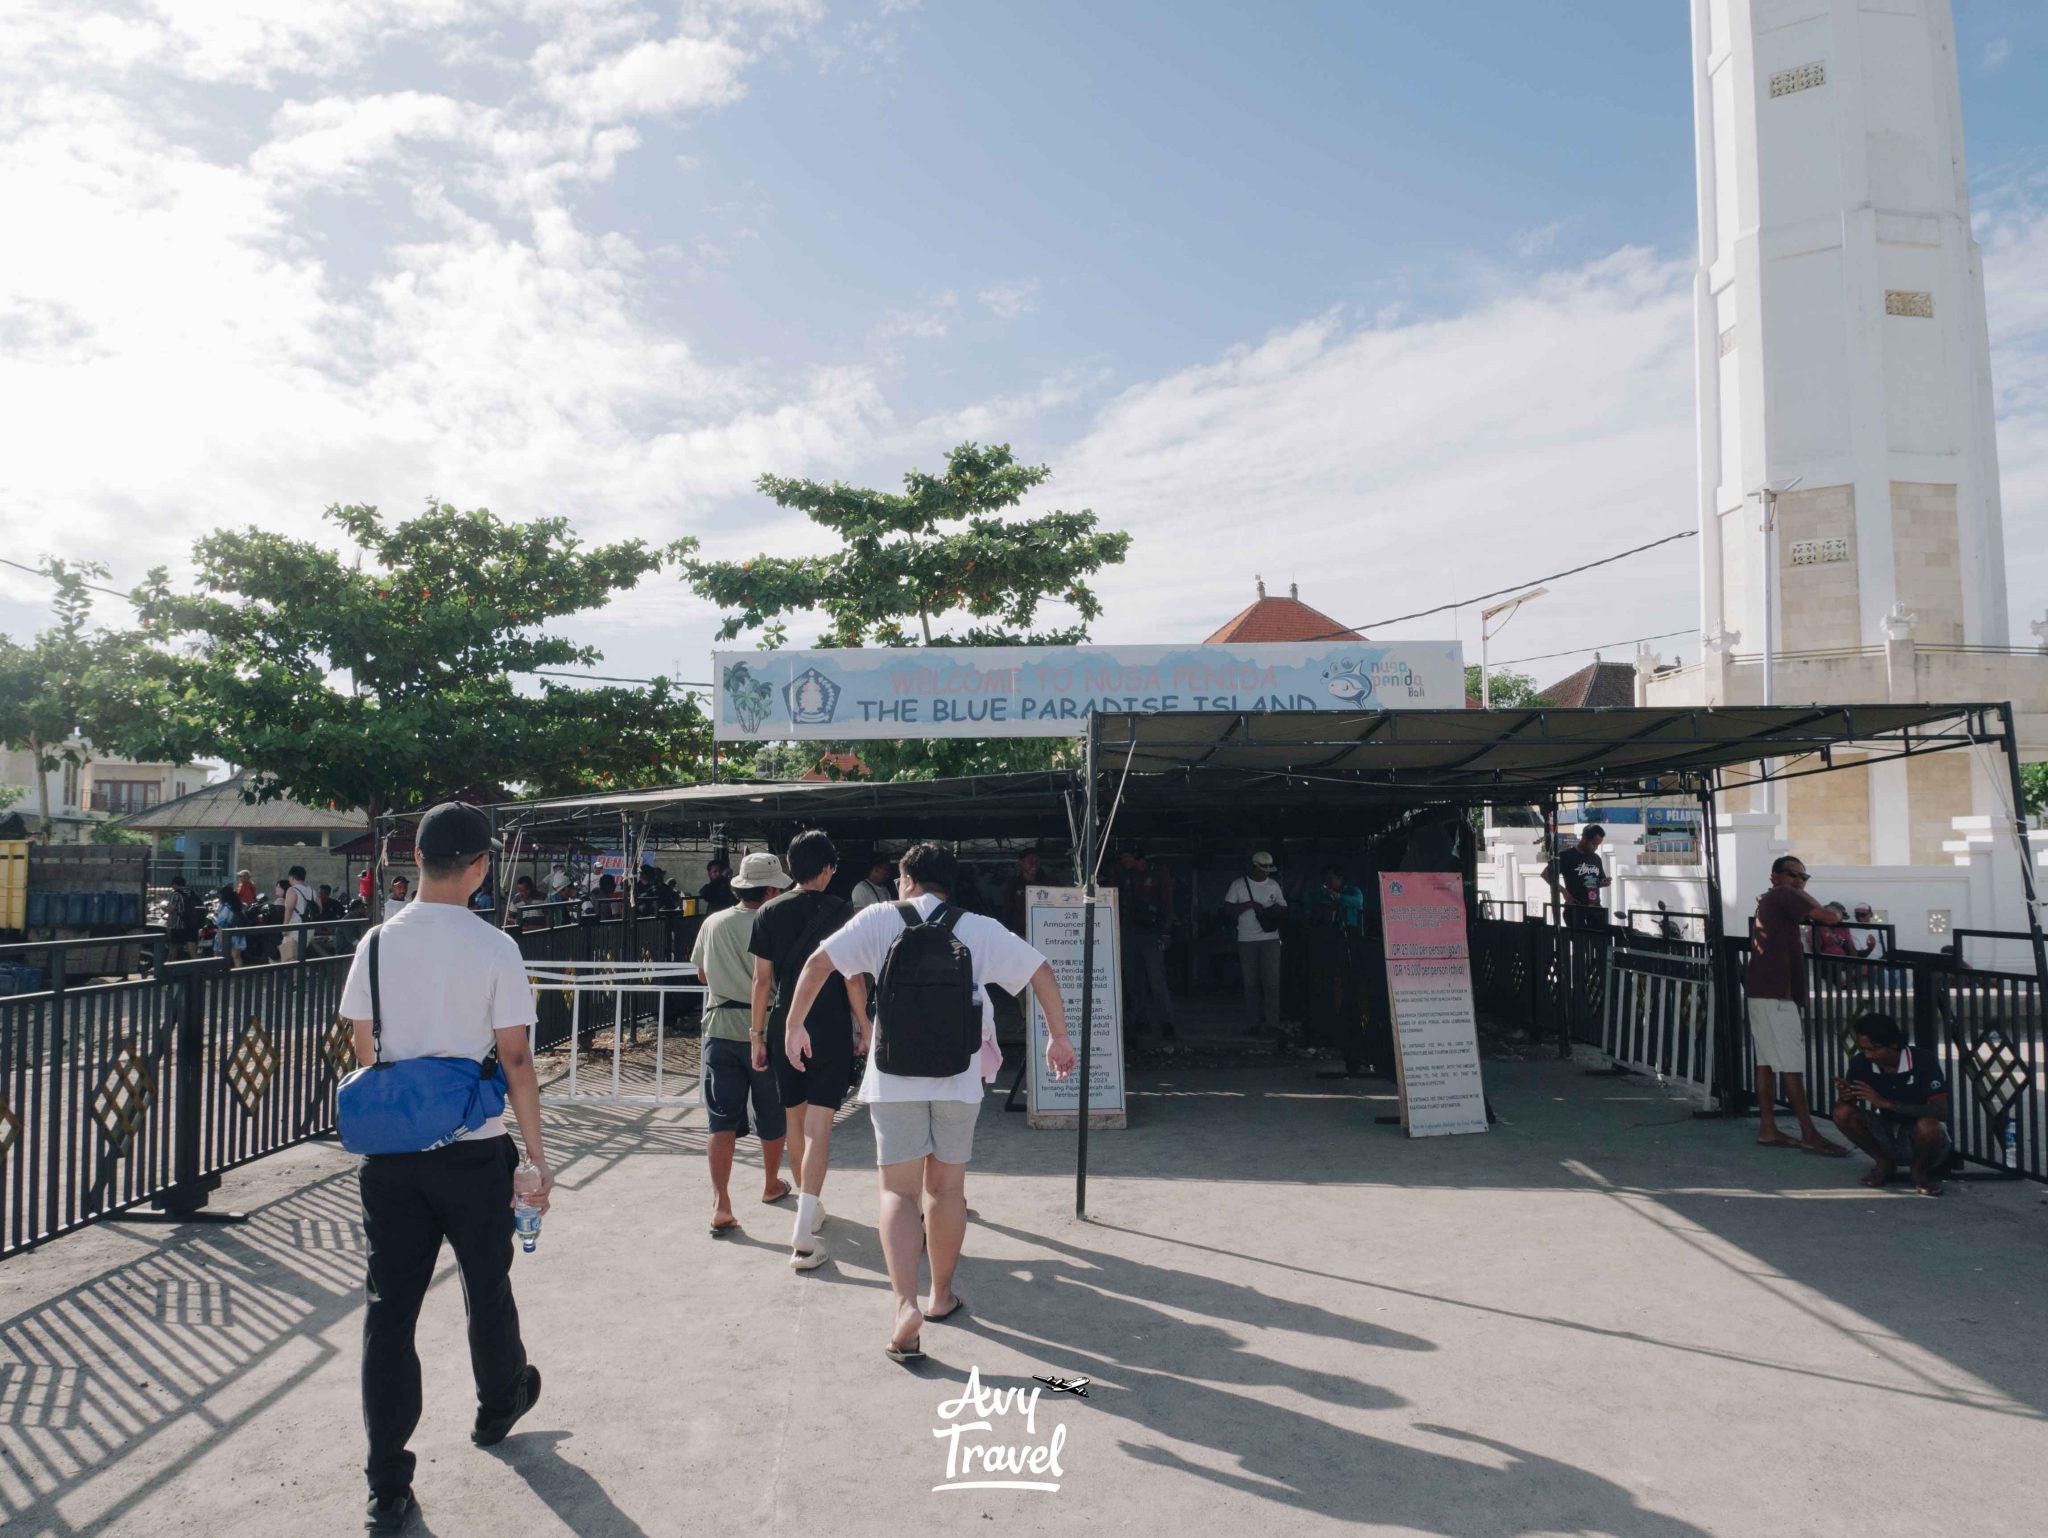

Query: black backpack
[[873, 902, 979, 1078]]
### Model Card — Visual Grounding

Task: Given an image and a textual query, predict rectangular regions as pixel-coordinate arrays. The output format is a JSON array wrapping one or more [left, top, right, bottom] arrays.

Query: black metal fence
[[1470, 914, 2045, 1181], [0, 910, 702, 1259]]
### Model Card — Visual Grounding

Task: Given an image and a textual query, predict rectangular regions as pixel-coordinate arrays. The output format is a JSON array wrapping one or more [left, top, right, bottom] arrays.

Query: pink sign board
[[1379, 873, 1489, 1137]]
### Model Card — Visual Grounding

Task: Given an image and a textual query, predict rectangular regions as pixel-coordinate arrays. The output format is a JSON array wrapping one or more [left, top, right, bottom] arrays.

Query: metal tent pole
[[1696, 772, 1740, 1115], [1996, 703, 2048, 1004], [1076, 713, 1100, 1221]]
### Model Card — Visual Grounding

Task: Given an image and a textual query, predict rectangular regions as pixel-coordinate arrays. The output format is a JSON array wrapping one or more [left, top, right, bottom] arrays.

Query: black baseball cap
[[415, 802, 502, 860]]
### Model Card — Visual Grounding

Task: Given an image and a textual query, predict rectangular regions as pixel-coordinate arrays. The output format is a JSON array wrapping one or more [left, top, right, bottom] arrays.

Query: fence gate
[[524, 960, 703, 1107], [1602, 938, 1718, 1108]]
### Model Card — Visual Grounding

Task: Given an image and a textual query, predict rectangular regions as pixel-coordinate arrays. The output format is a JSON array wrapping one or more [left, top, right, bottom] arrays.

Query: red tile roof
[[1205, 594, 1360, 644], [1539, 660, 1637, 709]]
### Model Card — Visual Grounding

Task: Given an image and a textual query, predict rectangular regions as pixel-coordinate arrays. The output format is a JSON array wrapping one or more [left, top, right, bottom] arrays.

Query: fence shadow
[[0, 1167, 367, 1536]]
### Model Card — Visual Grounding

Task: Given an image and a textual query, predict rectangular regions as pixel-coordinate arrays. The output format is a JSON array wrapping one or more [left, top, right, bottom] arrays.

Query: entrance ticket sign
[[1379, 872, 1489, 1137], [711, 640, 1466, 740], [1024, 886, 1126, 1130]]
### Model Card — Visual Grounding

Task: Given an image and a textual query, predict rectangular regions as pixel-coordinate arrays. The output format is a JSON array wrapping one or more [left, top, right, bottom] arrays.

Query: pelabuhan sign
[[713, 640, 1466, 741]]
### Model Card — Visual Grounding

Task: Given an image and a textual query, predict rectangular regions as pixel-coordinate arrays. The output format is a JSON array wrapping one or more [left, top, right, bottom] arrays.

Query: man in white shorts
[[781, 841, 1076, 1363], [1746, 854, 1849, 1157]]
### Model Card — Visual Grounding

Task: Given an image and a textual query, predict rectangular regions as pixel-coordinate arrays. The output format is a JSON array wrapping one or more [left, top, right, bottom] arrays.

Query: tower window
[[1769, 62, 1826, 97]]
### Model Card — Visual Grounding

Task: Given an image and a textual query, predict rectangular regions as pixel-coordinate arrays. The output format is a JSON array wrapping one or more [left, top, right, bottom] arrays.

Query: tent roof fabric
[[1091, 703, 1998, 798], [494, 702, 2005, 843]]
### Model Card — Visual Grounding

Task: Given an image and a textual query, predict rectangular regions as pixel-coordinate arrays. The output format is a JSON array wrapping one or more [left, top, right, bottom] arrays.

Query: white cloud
[[536, 31, 752, 121], [1042, 248, 1704, 667], [873, 290, 958, 343], [1983, 38, 2012, 72], [977, 278, 1039, 319], [1510, 220, 1563, 259]]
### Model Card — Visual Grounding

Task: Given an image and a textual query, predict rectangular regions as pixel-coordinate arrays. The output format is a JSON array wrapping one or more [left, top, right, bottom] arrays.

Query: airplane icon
[[1033, 1375, 1091, 1398]]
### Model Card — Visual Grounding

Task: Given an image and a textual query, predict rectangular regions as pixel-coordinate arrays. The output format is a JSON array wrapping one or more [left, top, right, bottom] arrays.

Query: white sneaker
[[790, 1241, 827, 1272]]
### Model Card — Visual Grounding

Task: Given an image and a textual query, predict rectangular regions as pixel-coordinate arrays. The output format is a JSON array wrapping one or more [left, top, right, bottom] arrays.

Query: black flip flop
[[710, 1218, 740, 1238], [923, 1295, 967, 1323], [884, 1338, 924, 1364]]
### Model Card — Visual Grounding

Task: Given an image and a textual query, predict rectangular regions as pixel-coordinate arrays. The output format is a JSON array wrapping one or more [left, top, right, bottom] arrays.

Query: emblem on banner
[[1322, 656, 1373, 702], [785, 666, 842, 726]]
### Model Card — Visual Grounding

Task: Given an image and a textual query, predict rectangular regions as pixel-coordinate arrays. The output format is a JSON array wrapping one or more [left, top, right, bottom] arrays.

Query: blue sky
[[3, 0, 2046, 701]]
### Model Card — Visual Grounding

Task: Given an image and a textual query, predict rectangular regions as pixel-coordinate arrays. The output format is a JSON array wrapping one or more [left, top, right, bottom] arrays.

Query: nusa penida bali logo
[[931, 1367, 1070, 1493]]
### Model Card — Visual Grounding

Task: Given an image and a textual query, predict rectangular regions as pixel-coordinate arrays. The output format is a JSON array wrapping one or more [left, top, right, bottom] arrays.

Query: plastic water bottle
[[2004, 1119, 2020, 1170], [513, 1160, 544, 1253]]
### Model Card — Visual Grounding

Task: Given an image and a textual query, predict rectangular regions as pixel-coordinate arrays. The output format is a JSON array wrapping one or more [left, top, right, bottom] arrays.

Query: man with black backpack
[[782, 841, 1076, 1362], [163, 874, 201, 961]]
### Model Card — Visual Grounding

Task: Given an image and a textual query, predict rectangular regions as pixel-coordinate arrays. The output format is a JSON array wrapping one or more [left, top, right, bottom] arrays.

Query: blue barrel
[[114, 891, 141, 926], [26, 890, 52, 927], [65, 891, 93, 926]]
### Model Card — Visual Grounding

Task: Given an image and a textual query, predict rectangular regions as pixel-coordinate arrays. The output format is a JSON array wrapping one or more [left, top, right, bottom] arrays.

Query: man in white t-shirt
[[339, 802, 552, 1534], [851, 854, 894, 909], [782, 840, 1076, 1363], [1224, 850, 1287, 1035]]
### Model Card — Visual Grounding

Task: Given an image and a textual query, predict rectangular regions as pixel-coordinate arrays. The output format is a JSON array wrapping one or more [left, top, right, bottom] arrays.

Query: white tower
[[1686, 0, 2012, 864]]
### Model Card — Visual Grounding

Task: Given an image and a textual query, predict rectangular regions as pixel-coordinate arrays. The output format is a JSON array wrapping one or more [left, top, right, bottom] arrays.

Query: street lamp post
[[1748, 477, 1802, 827], [1478, 587, 1549, 707]]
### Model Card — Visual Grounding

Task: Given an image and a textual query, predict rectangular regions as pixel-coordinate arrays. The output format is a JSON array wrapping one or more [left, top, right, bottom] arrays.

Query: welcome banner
[[712, 640, 1465, 741]]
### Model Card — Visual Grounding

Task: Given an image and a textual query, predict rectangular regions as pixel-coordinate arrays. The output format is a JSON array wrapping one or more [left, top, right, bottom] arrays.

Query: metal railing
[[0, 908, 703, 1258], [1469, 914, 2045, 1179]]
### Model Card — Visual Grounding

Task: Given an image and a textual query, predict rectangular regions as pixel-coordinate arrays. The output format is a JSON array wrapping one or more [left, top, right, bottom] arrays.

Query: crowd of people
[[335, 808, 1077, 1531]]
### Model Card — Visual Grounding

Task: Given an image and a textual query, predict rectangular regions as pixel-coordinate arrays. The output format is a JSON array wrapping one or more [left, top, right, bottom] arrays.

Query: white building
[[1648, 0, 2048, 867], [0, 741, 211, 843]]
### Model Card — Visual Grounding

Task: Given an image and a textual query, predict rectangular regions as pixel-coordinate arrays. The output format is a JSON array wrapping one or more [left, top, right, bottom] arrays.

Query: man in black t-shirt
[[1832, 1011, 1953, 1195], [700, 857, 735, 914], [749, 830, 858, 1268], [1542, 825, 1608, 929]]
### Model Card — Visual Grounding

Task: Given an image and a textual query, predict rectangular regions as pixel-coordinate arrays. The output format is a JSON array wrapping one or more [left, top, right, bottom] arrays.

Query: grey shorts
[[869, 1098, 980, 1166]]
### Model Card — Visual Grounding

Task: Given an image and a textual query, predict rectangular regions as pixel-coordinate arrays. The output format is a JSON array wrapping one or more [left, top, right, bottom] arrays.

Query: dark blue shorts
[[703, 1036, 786, 1141]]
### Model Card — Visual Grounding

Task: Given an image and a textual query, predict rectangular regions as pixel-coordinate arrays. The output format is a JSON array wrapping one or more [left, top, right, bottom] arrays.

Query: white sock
[[793, 1193, 820, 1248]]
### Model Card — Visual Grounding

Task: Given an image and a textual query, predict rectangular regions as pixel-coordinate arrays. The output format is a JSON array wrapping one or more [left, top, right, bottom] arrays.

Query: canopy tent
[[489, 700, 2047, 1217]]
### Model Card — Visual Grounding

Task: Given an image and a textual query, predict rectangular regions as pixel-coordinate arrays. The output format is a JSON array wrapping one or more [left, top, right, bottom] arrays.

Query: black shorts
[[703, 1036, 786, 1141], [1865, 1113, 1951, 1166], [772, 1014, 855, 1111]]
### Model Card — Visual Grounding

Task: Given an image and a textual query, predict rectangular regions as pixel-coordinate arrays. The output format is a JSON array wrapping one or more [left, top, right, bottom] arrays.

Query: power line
[[0, 556, 138, 605], [535, 670, 712, 690], [1494, 627, 1694, 668], [1309, 528, 1700, 641]]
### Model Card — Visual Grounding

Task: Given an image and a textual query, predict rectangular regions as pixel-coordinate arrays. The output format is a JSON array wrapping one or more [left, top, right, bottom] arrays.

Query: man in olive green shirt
[[691, 853, 795, 1236]]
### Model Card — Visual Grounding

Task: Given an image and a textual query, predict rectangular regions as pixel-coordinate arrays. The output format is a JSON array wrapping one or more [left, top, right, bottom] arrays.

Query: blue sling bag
[[336, 928, 510, 1155]]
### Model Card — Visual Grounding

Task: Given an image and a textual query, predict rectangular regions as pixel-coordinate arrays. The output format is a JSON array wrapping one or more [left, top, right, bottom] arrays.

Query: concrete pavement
[[2, 1053, 2045, 1537]]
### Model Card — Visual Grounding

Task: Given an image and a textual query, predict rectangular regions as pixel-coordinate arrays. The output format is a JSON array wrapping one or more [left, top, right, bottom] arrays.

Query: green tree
[[113, 502, 707, 865], [687, 442, 1129, 648], [2022, 761, 2048, 821], [687, 442, 1129, 780], [1466, 664, 1548, 709], [0, 560, 119, 835]]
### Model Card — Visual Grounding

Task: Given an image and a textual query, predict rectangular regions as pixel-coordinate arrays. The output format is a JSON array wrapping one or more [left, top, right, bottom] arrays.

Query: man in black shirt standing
[[1543, 824, 1608, 929], [1832, 1011, 1953, 1195], [699, 856, 735, 914], [750, 830, 858, 1270]]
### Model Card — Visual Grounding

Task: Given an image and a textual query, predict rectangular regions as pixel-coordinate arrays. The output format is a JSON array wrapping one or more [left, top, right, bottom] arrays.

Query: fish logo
[[784, 666, 841, 726], [1323, 656, 1373, 703]]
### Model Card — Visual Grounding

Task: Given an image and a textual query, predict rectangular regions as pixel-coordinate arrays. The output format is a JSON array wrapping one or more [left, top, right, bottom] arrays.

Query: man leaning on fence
[[340, 802, 553, 1534], [1746, 854, 1848, 1158]]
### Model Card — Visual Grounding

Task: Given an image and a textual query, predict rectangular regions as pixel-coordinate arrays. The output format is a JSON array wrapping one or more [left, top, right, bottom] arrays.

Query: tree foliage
[[1466, 664, 1548, 708], [688, 443, 1129, 781], [686, 442, 1130, 649], [2022, 761, 2048, 821], [112, 502, 708, 831], [0, 560, 129, 833]]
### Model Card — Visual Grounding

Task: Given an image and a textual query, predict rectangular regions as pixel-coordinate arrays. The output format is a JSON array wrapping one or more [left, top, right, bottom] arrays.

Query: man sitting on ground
[[1832, 1011, 1952, 1196]]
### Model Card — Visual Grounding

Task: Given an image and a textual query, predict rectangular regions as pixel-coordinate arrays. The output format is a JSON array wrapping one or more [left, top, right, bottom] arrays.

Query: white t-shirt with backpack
[[286, 880, 319, 927], [820, 894, 1045, 1105]]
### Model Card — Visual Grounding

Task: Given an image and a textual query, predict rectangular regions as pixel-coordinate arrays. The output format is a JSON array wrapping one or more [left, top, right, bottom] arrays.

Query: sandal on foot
[[709, 1217, 740, 1237], [923, 1295, 966, 1323], [761, 1180, 793, 1204], [884, 1337, 924, 1364]]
